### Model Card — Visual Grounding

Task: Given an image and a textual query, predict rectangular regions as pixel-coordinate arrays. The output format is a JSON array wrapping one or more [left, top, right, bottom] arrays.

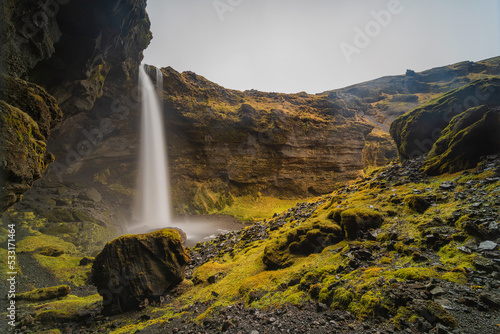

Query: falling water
[[129, 64, 245, 242], [131, 64, 171, 231]]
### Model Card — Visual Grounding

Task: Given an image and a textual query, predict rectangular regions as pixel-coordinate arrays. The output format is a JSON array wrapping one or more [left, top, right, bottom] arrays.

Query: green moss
[[33, 294, 102, 324], [43, 209, 75, 223], [262, 236, 292, 269], [340, 208, 384, 240], [403, 195, 430, 213], [34, 254, 91, 287], [330, 287, 353, 310], [109, 183, 134, 196], [284, 290, 308, 306], [17, 285, 70, 301], [438, 243, 475, 269], [394, 267, 437, 281], [392, 307, 414, 329], [72, 211, 96, 223], [442, 269, 468, 284], [220, 195, 304, 222], [348, 290, 390, 319], [17, 235, 77, 254], [326, 208, 344, 223], [38, 246, 65, 257], [423, 105, 500, 175], [41, 223, 79, 235]]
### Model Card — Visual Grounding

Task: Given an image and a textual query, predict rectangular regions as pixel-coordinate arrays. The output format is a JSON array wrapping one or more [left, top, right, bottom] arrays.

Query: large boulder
[[91, 229, 190, 315]]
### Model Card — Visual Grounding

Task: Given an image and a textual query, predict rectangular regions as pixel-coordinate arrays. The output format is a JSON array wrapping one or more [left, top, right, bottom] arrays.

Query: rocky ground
[[3, 156, 500, 334]]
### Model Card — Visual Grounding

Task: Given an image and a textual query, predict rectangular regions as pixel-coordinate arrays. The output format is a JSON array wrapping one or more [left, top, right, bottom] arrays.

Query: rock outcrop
[[390, 77, 500, 174], [390, 77, 500, 160], [0, 0, 152, 213], [0, 75, 62, 211], [160, 67, 374, 209], [91, 229, 190, 315], [423, 106, 500, 175]]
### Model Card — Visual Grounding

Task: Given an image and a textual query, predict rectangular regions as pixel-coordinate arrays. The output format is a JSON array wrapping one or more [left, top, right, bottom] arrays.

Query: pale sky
[[143, 0, 500, 94]]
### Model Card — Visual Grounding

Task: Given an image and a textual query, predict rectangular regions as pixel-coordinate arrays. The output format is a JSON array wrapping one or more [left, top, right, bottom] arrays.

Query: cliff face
[[37, 57, 500, 218], [390, 76, 500, 174], [159, 67, 373, 208], [0, 0, 151, 212]]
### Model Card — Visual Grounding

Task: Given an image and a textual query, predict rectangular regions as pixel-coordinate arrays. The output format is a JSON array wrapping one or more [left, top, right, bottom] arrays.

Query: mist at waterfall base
[[127, 64, 244, 246]]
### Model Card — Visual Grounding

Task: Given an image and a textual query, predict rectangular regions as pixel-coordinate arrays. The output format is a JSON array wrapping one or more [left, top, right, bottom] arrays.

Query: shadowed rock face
[[390, 77, 500, 174], [0, 75, 63, 211], [423, 106, 500, 175], [390, 77, 500, 161], [91, 229, 190, 315], [0, 0, 151, 212]]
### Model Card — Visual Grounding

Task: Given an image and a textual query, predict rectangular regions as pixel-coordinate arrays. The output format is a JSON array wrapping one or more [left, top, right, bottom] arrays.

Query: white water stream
[[128, 64, 245, 244], [131, 64, 171, 230]]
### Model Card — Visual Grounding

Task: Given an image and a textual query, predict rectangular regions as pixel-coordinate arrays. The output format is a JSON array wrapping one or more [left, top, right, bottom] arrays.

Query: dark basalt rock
[[91, 229, 190, 315], [0, 0, 152, 213], [423, 106, 500, 175], [0, 75, 63, 211], [390, 77, 500, 162], [404, 194, 431, 214]]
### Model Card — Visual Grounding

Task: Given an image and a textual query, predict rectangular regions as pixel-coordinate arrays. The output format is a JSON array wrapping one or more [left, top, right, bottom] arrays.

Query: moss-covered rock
[[390, 77, 500, 160], [91, 229, 190, 315], [37, 246, 65, 257], [423, 106, 500, 175], [262, 237, 292, 270], [42, 209, 75, 223], [16, 285, 71, 301], [263, 219, 344, 269], [0, 76, 62, 212], [404, 195, 431, 213], [340, 208, 384, 240]]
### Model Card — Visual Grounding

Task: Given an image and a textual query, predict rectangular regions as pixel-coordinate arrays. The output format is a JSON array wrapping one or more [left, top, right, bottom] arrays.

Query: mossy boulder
[[263, 220, 344, 270], [423, 106, 500, 175], [404, 195, 431, 213], [262, 237, 292, 270], [340, 208, 384, 240], [43, 209, 75, 223], [37, 246, 65, 257], [91, 229, 190, 315], [16, 285, 71, 301], [390, 77, 500, 160]]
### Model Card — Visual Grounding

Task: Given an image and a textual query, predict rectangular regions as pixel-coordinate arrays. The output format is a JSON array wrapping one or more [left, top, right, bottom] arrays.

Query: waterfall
[[131, 64, 171, 231], [128, 64, 244, 243]]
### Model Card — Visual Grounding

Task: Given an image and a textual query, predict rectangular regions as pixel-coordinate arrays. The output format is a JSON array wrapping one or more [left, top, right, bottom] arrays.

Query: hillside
[[5, 155, 499, 333], [1, 2, 500, 333]]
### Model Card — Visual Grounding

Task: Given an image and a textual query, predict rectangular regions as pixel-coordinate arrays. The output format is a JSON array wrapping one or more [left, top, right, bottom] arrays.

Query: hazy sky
[[143, 0, 500, 94]]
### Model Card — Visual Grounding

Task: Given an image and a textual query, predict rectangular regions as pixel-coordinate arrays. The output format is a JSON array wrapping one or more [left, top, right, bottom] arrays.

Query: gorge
[[1, 1, 500, 333]]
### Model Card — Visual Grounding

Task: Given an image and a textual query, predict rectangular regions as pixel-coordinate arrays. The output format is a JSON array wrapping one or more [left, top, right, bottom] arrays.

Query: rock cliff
[[21, 57, 500, 220], [0, 0, 151, 212], [390, 77, 500, 174]]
